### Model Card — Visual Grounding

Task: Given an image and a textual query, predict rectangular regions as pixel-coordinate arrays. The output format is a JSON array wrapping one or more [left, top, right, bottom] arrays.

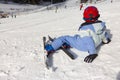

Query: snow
[[0, 0, 120, 80]]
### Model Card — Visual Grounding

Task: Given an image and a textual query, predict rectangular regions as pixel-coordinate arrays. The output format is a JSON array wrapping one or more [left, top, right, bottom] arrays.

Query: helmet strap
[[83, 14, 100, 22]]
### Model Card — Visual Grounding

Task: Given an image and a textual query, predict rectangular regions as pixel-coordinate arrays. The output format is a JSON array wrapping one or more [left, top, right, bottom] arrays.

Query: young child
[[45, 6, 111, 63]]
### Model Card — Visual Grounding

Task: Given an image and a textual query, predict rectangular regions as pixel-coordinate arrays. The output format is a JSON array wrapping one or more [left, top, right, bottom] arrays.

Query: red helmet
[[83, 6, 100, 22]]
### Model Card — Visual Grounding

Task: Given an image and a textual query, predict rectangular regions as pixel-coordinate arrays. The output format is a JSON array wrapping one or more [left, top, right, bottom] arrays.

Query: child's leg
[[51, 35, 78, 50], [45, 35, 79, 53], [45, 35, 70, 53]]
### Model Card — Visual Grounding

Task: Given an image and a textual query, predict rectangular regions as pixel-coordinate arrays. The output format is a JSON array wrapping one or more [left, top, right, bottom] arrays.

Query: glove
[[84, 54, 98, 63], [102, 38, 111, 44]]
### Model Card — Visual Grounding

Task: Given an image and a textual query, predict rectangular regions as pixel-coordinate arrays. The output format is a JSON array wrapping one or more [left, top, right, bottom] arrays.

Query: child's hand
[[102, 38, 111, 44], [84, 54, 98, 63]]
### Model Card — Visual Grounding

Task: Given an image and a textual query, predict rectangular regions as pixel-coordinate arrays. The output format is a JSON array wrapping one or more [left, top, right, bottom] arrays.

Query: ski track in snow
[[0, 0, 120, 80]]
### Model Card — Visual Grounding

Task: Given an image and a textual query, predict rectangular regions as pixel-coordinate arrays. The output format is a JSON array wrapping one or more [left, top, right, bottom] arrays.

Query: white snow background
[[0, 0, 120, 80]]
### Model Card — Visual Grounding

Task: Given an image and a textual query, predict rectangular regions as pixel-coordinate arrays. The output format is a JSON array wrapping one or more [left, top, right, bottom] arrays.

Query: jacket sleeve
[[82, 36, 97, 55], [102, 31, 111, 44]]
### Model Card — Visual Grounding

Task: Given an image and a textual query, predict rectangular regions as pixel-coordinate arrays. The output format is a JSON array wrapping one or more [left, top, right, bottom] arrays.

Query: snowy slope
[[0, 0, 120, 80]]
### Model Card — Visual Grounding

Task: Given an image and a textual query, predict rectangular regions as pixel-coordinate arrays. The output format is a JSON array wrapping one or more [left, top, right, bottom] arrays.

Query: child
[[45, 6, 111, 63]]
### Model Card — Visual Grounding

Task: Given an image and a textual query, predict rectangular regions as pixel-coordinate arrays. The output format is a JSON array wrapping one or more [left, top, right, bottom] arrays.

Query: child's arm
[[82, 36, 98, 63], [102, 32, 111, 44]]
